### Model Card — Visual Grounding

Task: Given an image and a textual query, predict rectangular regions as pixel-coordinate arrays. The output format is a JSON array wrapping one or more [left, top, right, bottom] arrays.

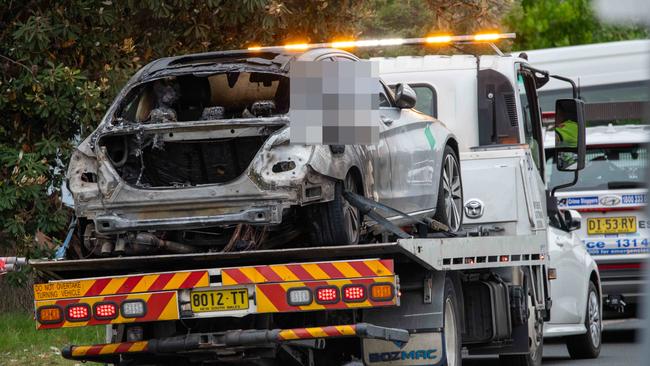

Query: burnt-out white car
[[67, 47, 461, 256]]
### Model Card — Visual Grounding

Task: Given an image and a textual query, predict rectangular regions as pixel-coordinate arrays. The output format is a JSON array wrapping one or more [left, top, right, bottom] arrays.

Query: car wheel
[[434, 146, 463, 232], [443, 276, 462, 366], [565, 281, 601, 359], [500, 291, 544, 366], [309, 173, 361, 246]]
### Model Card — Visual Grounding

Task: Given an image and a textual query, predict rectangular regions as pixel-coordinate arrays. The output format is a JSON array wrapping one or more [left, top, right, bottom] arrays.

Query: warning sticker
[[34, 281, 89, 301]]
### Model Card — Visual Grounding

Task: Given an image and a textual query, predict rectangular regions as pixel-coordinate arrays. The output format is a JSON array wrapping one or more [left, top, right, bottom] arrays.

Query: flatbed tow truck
[[16, 34, 587, 366]]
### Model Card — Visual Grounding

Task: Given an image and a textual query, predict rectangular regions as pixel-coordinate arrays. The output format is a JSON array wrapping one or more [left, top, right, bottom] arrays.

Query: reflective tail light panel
[[66, 304, 91, 322], [342, 285, 366, 302], [315, 287, 339, 304]]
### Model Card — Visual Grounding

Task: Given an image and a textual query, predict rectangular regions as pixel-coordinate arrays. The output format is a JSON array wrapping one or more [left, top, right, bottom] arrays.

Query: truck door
[[516, 65, 548, 230], [516, 65, 545, 179]]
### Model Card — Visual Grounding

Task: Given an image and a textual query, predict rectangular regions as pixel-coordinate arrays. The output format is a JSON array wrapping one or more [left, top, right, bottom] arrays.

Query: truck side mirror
[[394, 83, 417, 109], [554, 98, 586, 171]]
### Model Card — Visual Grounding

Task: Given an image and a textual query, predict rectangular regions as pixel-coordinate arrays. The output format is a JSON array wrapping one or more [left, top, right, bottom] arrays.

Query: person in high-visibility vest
[[555, 105, 579, 168], [555, 119, 578, 148]]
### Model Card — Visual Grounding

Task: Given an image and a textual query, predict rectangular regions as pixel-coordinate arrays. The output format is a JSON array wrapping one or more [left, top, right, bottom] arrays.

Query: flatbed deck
[[31, 234, 547, 279]]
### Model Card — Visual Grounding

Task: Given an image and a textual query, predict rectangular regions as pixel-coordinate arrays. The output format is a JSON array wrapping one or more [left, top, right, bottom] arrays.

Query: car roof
[[544, 123, 650, 148], [141, 47, 358, 75]]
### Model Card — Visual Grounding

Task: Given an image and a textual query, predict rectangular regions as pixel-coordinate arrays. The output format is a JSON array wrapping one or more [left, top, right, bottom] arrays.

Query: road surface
[[463, 320, 641, 366]]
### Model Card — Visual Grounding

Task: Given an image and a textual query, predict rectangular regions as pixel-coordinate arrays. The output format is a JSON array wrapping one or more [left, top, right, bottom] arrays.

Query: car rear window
[[546, 144, 647, 191], [120, 72, 289, 122]]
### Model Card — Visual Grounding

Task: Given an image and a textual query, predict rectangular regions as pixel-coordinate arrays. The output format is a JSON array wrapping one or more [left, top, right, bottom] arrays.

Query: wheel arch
[[346, 165, 365, 196], [445, 136, 460, 161], [437, 136, 461, 195], [589, 269, 602, 321], [589, 270, 601, 295]]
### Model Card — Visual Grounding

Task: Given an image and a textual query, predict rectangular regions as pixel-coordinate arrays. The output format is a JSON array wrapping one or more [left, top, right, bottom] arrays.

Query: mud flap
[[362, 332, 443, 366]]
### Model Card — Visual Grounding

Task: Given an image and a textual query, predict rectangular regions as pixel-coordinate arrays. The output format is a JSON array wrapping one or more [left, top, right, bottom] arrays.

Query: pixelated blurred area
[[290, 60, 381, 145]]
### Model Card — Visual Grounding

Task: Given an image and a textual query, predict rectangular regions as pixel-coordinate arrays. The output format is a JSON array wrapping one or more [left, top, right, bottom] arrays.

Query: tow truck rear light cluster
[[121, 300, 146, 318], [369, 284, 394, 300], [66, 304, 91, 322], [94, 302, 118, 320], [287, 288, 312, 306], [37, 305, 63, 324], [286, 283, 395, 306], [36, 299, 147, 324], [316, 287, 339, 304], [343, 285, 366, 302]]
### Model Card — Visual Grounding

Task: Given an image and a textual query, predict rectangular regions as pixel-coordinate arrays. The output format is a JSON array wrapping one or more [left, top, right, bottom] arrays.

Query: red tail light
[[315, 287, 339, 304], [94, 302, 118, 320], [66, 304, 91, 322], [342, 285, 366, 302]]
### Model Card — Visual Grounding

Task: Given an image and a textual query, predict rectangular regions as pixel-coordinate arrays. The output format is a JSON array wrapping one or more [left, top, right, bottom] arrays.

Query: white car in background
[[546, 124, 649, 317], [545, 214, 602, 359]]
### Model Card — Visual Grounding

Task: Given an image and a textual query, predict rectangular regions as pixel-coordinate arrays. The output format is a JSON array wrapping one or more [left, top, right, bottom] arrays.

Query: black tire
[[434, 146, 463, 232], [499, 292, 544, 366], [566, 281, 601, 359], [308, 173, 361, 245], [443, 276, 462, 366]]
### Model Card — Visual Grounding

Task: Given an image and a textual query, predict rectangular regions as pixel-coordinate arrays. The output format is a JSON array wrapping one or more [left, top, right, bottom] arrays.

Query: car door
[[380, 83, 437, 215], [549, 225, 588, 324]]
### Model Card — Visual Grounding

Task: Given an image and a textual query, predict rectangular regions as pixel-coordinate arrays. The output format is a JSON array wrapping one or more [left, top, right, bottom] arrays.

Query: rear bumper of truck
[[61, 323, 410, 363]]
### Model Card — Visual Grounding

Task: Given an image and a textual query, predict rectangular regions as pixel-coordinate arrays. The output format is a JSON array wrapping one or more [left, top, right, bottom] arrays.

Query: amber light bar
[[248, 33, 515, 52]]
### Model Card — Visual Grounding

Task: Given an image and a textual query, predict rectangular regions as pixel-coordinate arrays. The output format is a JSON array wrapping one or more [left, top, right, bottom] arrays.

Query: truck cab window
[[517, 68, 544, 179]]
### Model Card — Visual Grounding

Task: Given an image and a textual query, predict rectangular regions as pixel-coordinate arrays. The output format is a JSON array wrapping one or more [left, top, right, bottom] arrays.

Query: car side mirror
[[554, 98, 586, 171], [563, 209, 582, 231], [394, 83, 417, 109]]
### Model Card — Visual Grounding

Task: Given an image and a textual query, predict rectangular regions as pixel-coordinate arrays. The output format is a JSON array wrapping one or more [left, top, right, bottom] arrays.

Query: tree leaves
[[0, 0, 370, 256], [504, 0, 648, 50]]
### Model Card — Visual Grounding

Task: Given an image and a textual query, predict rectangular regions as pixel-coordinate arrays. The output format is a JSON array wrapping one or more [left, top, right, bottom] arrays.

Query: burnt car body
[[67, 47, 461, 257]]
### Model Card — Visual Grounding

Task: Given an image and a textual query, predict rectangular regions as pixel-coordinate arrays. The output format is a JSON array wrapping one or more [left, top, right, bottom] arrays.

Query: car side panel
[[548, 226, 589, 325], [380, 108, 444, 214]]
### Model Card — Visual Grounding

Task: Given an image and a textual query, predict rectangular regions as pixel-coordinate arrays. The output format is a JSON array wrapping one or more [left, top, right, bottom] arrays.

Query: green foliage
[[0, 0, 371, 256], [0, 312, 103, 365], [505, 0, 649, 50]]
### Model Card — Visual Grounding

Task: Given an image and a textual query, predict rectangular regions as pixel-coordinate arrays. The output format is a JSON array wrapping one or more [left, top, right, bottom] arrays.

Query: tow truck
[[21, 33, 587, 366]]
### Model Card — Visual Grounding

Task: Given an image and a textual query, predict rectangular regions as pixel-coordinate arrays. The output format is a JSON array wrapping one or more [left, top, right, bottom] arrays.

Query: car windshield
[[546, 144, 647, 191]]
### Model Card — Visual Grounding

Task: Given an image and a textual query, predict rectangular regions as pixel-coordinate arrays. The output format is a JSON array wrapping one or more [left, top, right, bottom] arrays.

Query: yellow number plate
[[190, 289, 249, 313], [587, 216, 637, 235]]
